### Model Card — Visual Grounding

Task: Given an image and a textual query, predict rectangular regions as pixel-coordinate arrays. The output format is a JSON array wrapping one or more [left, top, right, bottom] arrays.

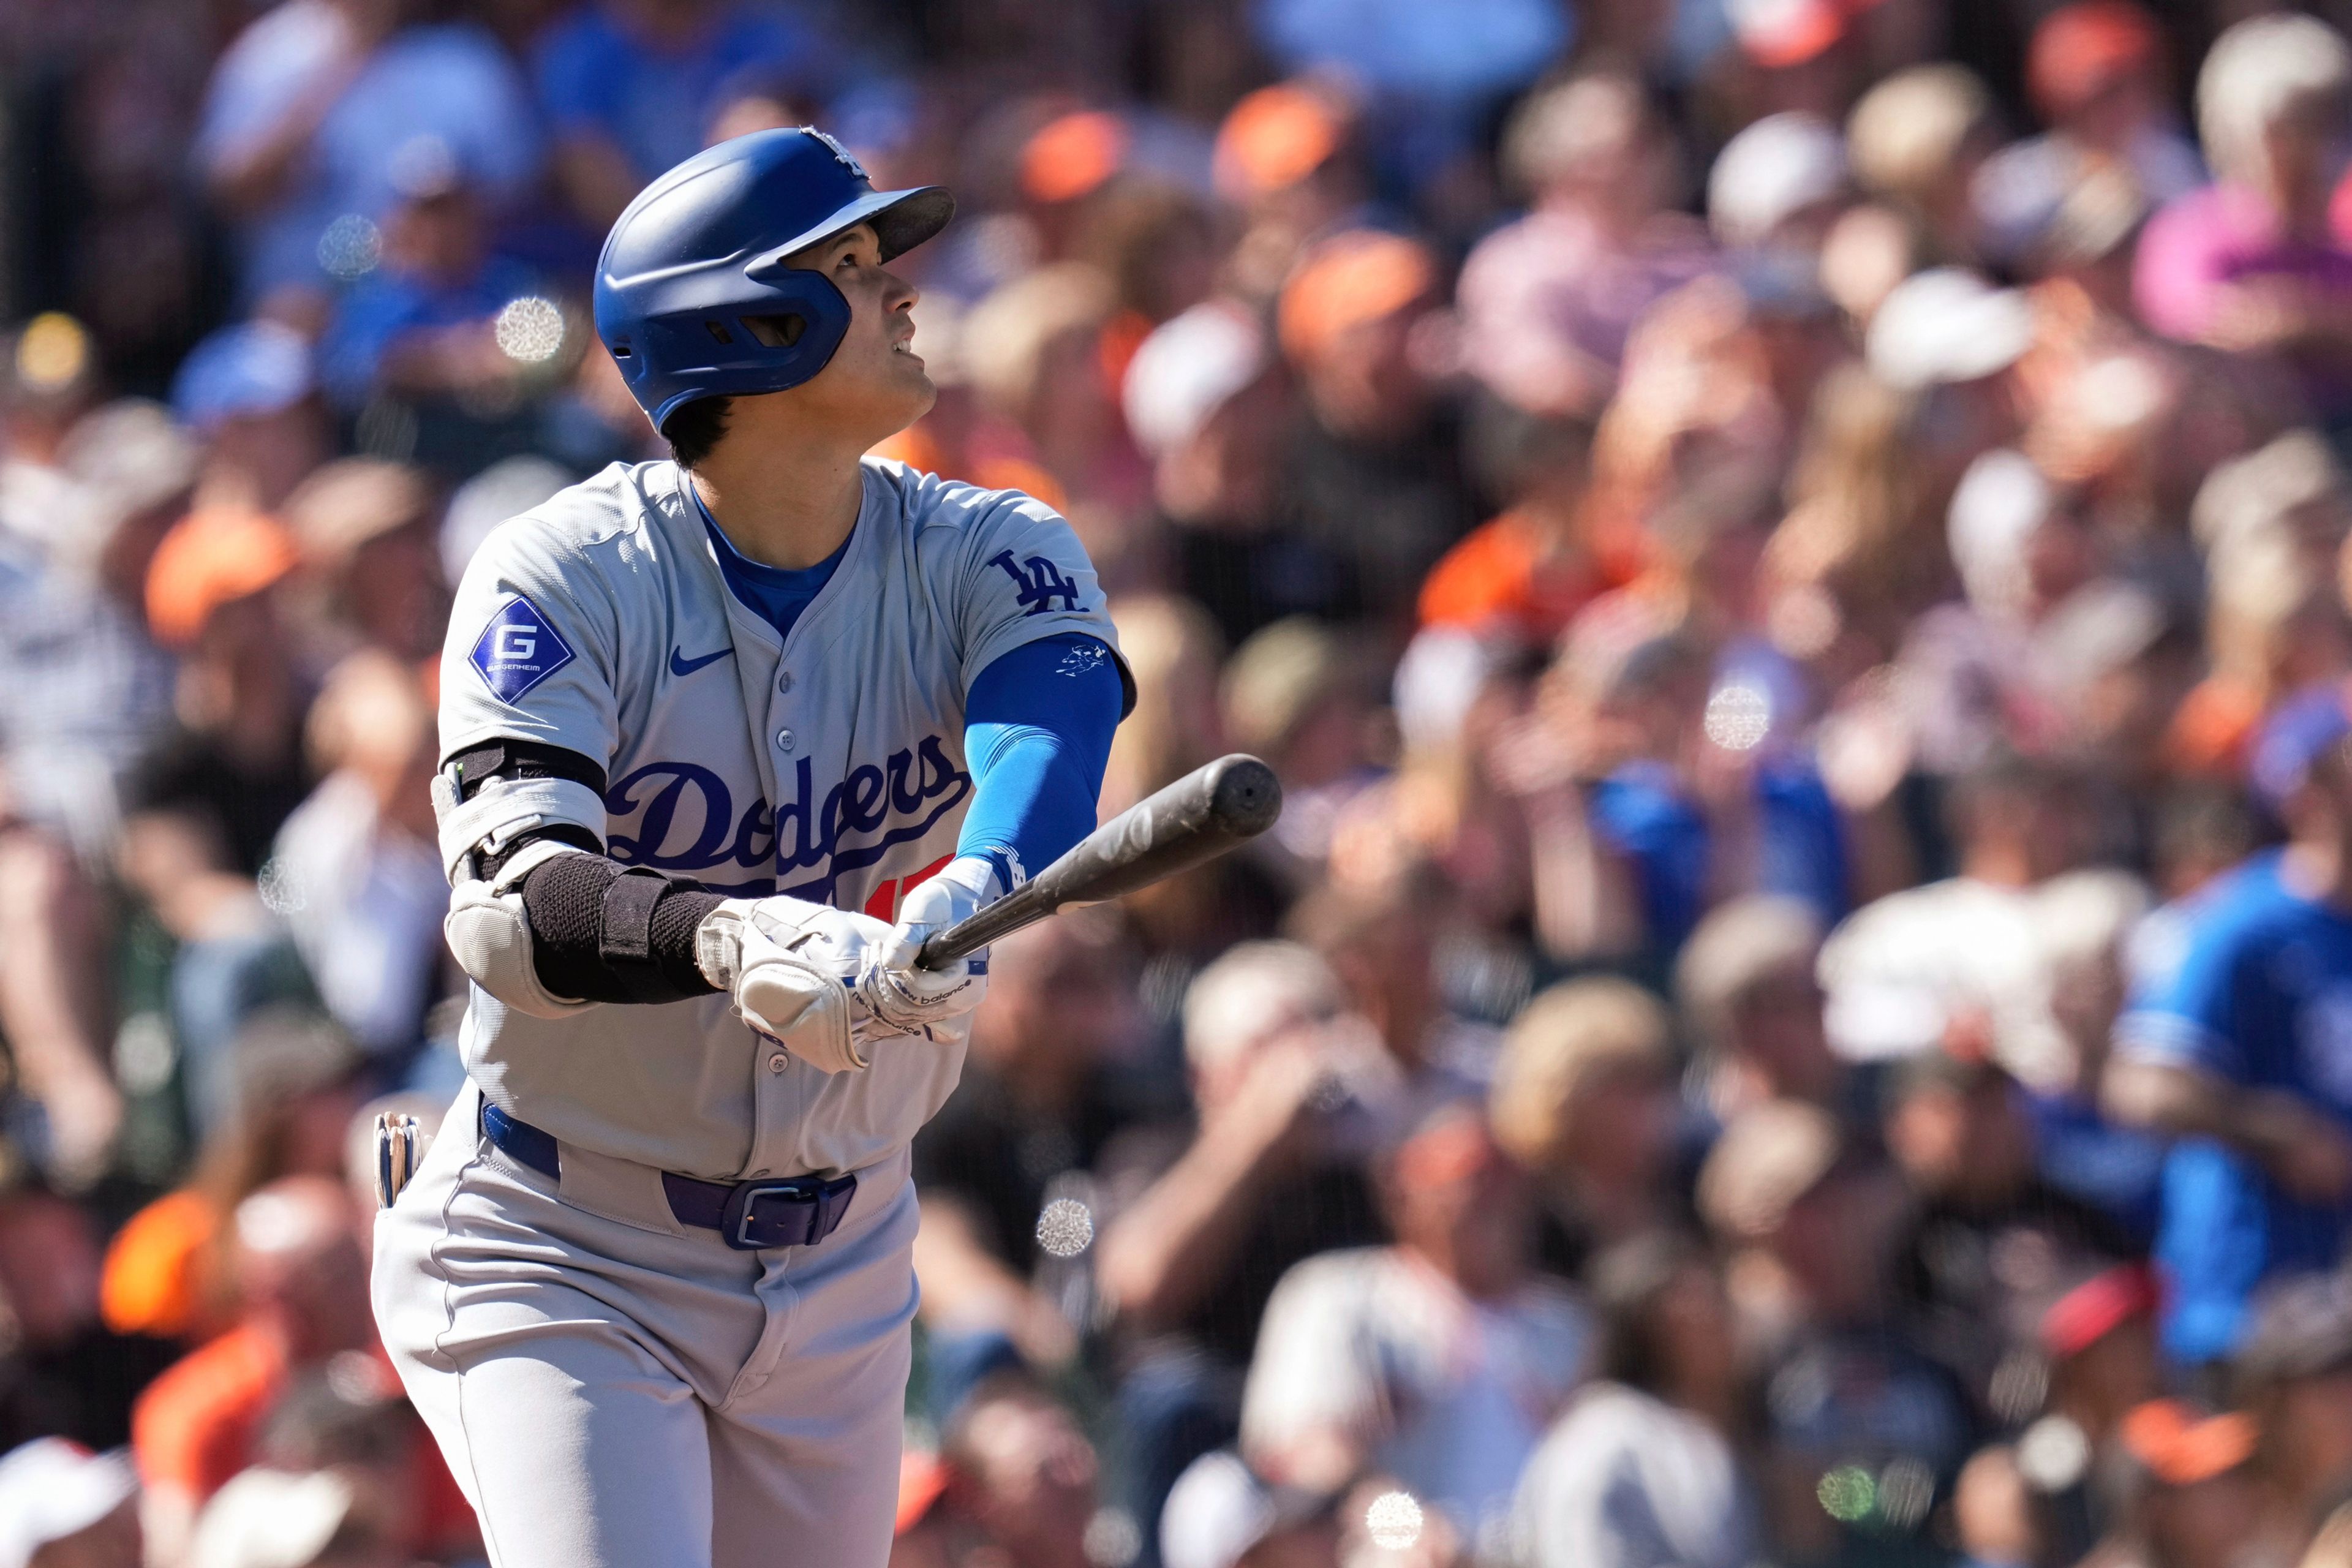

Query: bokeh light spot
[[2018, 1415, 2092, 1492], [1083, 1506, 1140, 1567], [317, 214, 382, 281], [1704, 680, 1773, 751], [1877, 1458, 1934, 1530], [15, 312, 89, 392], [496, 296, 566, 363], [1036, 1197, 1095, 1257], [1818, 1464, 1875, 1523], [1365, 1490, 1423, 1550]]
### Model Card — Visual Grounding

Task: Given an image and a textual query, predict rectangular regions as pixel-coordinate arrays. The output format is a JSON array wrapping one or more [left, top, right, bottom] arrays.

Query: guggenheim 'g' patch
[[470, 595, 575, 703]]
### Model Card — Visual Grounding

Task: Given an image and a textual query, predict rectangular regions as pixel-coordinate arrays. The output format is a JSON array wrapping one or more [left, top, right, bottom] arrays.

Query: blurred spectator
[[1240, 1104, 1587, 1544], [1417, 409, 1621, 647], [170, 324, 331, 518], [134, 508, 311, 877], [1698, 1100, 1972, 1566], [1251, 0, 1566, 190], [2173, 431, 2352, 780], [187, 1464, 399, 1568], [1849, 64, 2002, 269], [1222, 620, 1376, 869], [1709, 113, 1851, 260], [1977, 3, 2202, 269], [0, 1437, 141, 1568], [1818, 755, 2090, 1089], [938, 1374, 1100, 1568], [1213, 80, 1372, 303], [316, 137, 556, 470], [1094, 943, 1387, 1548], [1532, 627, 1849, 965], [132, 1176, 374, 1559], [1511, 1232, 1755, 1568], [0, 822, 122, 1189], [1123, 302, 1357, 641], [102, 1009, 365, 1344], [2230, 1275, 2352, 1568], [1675, 895, 1850, 1122], [0, 1182, 178, 1454], [196, 0, 541, 317], [962, 261, 1146, 525], [1159, 1449, 1339, 1568], [268, 654, 444, 1067], [1458, 73, 1713, 421], [2028, 870, 2169, 1241], [282, 459, 447, 663], [1489, 978, 1683, 1275], [1880, 1043, 2141, 1425], [113, 816, 314, 1147], [533, 0, 822, 230], [2079, 1398, 2261, 1568], [2136, 14, 2352, 429], [1280, 230, 1473, 622], [2108, 685, 2352, 1366], [910, 910, 1138, 1396], [1287, 872, 1489, 1101]]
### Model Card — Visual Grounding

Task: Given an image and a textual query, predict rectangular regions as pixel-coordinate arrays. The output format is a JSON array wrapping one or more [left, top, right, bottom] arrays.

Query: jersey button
[[766, 1052, 789, 1072], [774, 728, 796, 753], [776, 671, 794, 695]]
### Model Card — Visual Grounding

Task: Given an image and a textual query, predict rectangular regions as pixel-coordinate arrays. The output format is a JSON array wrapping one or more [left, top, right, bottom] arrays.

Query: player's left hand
[[858, 854, 1003, 1036]]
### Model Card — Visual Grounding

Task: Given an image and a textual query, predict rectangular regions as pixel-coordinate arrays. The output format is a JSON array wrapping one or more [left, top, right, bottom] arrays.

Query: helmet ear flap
[[632, 268, 852, 431]]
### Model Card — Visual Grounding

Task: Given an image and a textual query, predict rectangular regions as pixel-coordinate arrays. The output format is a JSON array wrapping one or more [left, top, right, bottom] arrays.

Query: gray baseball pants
[[373, 1084, 917, 1568]]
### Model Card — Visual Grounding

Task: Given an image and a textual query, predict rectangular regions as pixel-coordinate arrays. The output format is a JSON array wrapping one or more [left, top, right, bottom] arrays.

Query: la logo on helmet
[[807, 129, 867, 183]]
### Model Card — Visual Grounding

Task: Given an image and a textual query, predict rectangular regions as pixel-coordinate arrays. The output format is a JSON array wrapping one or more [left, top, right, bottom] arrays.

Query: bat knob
[[1207, 756, 1283, 837]]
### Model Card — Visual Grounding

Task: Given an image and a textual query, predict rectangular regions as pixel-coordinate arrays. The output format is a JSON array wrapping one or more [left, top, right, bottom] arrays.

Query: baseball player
[[372, 127, 1131, 1568]]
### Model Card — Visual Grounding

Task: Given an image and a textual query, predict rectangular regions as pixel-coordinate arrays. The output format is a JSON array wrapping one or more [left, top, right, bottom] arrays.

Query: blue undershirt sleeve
[[958, 634, 1124, 882]]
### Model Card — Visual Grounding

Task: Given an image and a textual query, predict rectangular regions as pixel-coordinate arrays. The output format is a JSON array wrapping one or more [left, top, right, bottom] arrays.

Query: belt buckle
[[719, 1173, 856, 1251]]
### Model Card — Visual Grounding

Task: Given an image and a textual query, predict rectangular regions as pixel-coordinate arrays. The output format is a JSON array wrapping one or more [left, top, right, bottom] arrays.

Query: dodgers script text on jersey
[[434, 454, 1125, 1181]]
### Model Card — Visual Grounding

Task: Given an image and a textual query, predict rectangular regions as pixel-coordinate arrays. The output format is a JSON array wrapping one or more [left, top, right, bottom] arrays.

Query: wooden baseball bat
[[914, 754, 1282, 969]]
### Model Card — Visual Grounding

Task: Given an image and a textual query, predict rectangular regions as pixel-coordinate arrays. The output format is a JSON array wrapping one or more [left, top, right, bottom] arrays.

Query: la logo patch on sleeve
[[470, 596, 575, 703]]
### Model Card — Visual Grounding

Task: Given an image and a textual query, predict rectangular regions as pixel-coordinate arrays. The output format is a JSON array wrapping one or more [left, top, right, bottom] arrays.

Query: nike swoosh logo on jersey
[[668, 645, 733, 677]]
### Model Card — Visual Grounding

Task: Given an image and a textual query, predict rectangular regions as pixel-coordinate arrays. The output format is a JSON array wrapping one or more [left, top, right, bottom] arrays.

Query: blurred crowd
[[26, 0, 2352, 1566]]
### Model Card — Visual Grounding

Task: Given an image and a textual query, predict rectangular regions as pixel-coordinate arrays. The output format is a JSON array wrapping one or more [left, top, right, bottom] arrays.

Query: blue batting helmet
[[592, 127, 954, 432]]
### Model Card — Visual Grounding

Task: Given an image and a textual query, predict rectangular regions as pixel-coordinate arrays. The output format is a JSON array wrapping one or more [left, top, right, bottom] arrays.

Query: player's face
[[788, 222, 934, 439]]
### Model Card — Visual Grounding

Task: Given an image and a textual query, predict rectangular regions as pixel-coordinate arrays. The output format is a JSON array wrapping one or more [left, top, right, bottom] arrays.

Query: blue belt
[[479, 1099, 858, 1251]]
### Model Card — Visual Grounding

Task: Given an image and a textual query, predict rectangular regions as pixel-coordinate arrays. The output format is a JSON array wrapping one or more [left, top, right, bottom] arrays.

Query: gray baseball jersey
[[435, 454, 1123, 1179]]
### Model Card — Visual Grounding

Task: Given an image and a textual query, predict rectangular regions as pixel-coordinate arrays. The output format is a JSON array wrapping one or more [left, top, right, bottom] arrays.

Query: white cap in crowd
[[2197, 12, 2352, 184], [1864, 268, 2033, 391], [1122, 300, 1269, 459], [0, 1439, 137, 1568], [189, 1468, 360, 1568], [1707, 111, 1847, 249]]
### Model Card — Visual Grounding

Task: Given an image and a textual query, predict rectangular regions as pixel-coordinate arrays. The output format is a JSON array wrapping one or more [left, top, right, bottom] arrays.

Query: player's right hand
[[696, 897, 902, 1074]]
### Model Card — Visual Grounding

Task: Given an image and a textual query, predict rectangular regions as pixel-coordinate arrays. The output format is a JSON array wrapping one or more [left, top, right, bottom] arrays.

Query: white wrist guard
[[444, 837, 594, 1019]]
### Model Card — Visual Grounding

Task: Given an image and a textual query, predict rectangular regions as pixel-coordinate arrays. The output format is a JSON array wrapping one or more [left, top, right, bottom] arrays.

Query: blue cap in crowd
[[2252, 682, 2352, 810], [170, 320, 314, 434]]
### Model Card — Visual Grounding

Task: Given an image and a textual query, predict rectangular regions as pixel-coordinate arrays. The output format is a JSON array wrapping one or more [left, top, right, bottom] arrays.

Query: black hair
[[664, 396, 736, 469]]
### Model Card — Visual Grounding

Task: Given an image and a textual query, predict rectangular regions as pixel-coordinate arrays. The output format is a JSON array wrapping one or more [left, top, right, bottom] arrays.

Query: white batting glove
[[698, 896, 905, 1073], [857, 854, 1005, 1037]]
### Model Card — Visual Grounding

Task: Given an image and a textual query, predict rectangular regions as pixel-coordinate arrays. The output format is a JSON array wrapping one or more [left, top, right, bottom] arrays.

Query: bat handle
[[913, 892, 1036, 970]]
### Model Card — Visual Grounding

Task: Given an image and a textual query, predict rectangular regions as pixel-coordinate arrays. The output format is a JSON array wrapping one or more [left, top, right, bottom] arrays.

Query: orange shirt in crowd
[[1417, 507, 1630, 644], [100, 1189, 220, 1341], [132, 1321, 285, 1502]]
